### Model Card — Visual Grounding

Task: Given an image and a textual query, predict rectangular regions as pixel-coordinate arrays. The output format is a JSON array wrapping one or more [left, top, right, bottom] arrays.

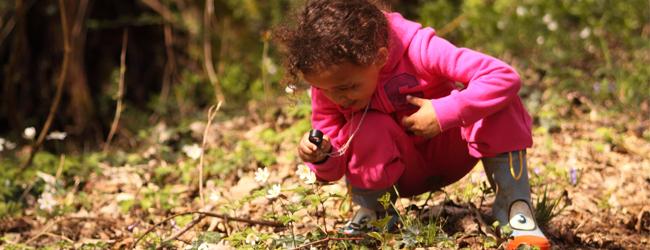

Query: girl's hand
[[298, 131, 332, 163], [401, 95, 442, 138]]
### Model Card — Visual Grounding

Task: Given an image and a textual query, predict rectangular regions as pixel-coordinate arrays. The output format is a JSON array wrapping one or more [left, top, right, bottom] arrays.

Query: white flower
[[536, 36, 545, 45], [542, 14, 553, 24], [263, 57, 277, 75], [516, 6, 527, 16], [266, 184, 281, 199], [254, 167, 270, 184], [497, 20, 506, 30], [297, 164, 317, 184], [4, 141, 15, 150], [547, 21, 558, 31], [209, 191, 221, 203], [23, 127, 36, 140], [197, 242, 220, 250], [38, 192, 58, 212], [285, 85, 295, 94], [296, 164, 311, 180], [116, 192, 135, 202], [182, 144, 203, 160], [46, 131, 67, 140], [36, 171, 57, 186], [245, 233, 259, 245], [290, 194, 303, 203], [147, 183, 160, 192], [579, 27, 591, 39], [303, 171, 316, 185], [0, 138, 8, 152]]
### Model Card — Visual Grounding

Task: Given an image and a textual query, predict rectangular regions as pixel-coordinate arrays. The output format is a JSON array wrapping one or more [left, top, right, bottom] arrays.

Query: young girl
[[277, 0, 550, 249]]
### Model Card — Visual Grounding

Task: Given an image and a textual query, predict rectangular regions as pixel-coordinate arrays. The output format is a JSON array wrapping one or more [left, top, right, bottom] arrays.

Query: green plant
[[534, 187, 569, 227]]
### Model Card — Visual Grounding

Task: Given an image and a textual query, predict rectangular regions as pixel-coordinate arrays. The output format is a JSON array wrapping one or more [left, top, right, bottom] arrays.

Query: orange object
[[507, 235, 551, 250]]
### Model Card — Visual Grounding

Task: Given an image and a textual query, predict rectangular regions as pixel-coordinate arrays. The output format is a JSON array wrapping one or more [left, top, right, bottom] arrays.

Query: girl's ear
[[374, 47, 389, 67]]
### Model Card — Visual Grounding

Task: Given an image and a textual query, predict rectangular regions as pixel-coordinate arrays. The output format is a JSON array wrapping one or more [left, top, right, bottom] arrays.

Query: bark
[[63, 0, 94, 134], [2, 0, 28, 129]]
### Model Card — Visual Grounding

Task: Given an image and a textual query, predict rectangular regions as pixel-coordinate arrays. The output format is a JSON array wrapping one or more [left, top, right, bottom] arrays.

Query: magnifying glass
[[308, 129, 324, 148]]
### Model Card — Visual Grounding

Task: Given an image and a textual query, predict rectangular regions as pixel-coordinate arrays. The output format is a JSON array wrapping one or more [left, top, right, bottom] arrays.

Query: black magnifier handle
[[308, 129, 324, 148]]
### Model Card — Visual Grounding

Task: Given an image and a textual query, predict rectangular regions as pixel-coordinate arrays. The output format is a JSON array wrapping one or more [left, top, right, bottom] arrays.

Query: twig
[[132, 211, 285, 248], [316, 184, 328, 233], [261, 32, 271, 103], [417, 191, 434, 218], [160, 24, 175, 104], [203, 0, 225, 105], [25, 216, 111, 245], [45, 232, 74, 243], [55, 154, 65, 179], [291, 237, 364, 250], [159, 214, 206, 249], [104, 29, 128, 152], [468, 202, 494, 237], [467, 185, 500, 242], [20, 0, 71, 171], [0, 15, 15, 49], [198, 103, 221, 206], [140, 0, 175, 24], [437, 14, 466, 37]]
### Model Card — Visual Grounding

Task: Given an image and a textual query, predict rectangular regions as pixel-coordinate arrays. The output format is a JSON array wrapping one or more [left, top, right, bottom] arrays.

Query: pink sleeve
[[305, 88, 347, 182], [410, 31, 522, 131]]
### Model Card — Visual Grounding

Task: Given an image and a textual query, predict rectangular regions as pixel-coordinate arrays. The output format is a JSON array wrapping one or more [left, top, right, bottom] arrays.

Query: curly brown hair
[[274, 0, 389, 86]]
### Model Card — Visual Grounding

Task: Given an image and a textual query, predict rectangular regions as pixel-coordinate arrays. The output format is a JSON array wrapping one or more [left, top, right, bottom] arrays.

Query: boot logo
[[509, 212, 536, 230]]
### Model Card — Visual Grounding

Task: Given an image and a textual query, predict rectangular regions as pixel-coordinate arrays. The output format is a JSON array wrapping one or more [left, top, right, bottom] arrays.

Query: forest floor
[[1, 98, 649, 249]]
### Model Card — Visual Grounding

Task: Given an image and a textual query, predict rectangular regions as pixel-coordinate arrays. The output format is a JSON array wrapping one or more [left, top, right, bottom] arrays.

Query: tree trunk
[[63, 0, 94, 135], [2, 0, 28, 129]]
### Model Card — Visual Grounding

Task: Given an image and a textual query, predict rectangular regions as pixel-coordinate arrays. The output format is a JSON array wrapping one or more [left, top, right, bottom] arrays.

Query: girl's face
[[304, 48, 388, 111]]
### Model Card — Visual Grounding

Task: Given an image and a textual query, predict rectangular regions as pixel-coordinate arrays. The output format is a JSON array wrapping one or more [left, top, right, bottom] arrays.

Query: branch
[[103, 29, 128, 152], [160, 24, 175, 104], [24, 216, 113, 245], [437, 14, 466, 37], [159, 214, 207, 249], [140, 0, 175, 24], [20, 0, 71, 170], [198, 103, 221, 206], [132, 211, 285, 248], [203, 0, 225, 105], [292, 237, 364, 250]]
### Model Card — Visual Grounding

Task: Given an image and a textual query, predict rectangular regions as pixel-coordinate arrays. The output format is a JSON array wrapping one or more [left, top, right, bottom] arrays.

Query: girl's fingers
[[299, 142, 314, 155]]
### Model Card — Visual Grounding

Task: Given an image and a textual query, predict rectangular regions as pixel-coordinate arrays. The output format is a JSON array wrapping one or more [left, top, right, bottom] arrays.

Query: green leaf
[[367, 232, 383, 242]]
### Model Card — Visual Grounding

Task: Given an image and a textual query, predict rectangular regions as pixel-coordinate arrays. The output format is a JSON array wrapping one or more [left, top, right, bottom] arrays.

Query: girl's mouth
[[342, 100, 357, 108]]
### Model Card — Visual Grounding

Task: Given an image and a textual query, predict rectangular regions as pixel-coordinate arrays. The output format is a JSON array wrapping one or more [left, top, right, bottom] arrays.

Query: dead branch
[[140, 0, 175, 24], [132, 211, 285, 248], [199, 103, 221, 206], [160, 24, 175, 104], [203, 0, 225, 105], [24, 216, 113, 245], [292, 236, 365, 250], [103, 29, 128, 152], [437, 14, 466, 37], [20, 0, 72, 171], [159, 214, 207, 249], [0, 15, 15, 48]]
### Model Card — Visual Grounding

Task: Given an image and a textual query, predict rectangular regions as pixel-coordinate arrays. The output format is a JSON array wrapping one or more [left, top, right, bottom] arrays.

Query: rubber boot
[[482, 150, 551, 250], [340, 186, 399, 235]]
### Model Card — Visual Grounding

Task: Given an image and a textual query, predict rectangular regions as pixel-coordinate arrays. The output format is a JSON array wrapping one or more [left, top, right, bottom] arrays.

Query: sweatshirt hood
[[381, 12, 426, 73]]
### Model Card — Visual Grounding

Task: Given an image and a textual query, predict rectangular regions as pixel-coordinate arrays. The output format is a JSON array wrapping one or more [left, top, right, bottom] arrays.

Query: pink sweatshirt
[[306, 12, 533, 188]]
